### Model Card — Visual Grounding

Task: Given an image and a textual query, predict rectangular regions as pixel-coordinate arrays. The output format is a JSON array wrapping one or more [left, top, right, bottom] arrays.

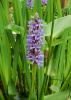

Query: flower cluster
[[27, 0, 47, 9], [27, 13, 44, 67], [42, 0, 48, 5], [26, 0, 34, 9]]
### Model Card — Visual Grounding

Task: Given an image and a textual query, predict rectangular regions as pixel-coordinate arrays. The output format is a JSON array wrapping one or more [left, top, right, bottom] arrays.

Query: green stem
[[44, 1, 55, 94], [40, 2, 55, 100], [37, 67, 44, 100], [29, 65, 37, 100]]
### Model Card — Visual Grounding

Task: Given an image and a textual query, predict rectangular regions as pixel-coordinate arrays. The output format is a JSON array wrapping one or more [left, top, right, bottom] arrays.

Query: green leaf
[[44, 15, 71, 38], [55, 0, 62, 17], [44, 91, 70, 100], [44, 0, 54, 22], [12, 35, 20, 82], [6, 24, 24, 34], [0, 90, 5, 100], [34, 0, 42, 18], [0, 33, 12, 86], [8, 80, 17, 95]]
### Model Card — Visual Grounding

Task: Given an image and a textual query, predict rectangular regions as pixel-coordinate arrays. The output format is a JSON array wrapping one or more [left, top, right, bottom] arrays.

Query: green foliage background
[[0, 0, 71, 100]]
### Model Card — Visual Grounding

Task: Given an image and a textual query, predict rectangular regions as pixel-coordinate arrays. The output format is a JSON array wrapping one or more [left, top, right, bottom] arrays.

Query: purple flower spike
[[42, 0, 47, 5], [27, 0, 34, 9], [27, 13, 44, 67]]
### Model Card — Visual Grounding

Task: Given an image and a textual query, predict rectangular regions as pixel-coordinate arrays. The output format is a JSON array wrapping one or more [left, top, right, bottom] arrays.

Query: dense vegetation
[[0, 0, 71, 100]]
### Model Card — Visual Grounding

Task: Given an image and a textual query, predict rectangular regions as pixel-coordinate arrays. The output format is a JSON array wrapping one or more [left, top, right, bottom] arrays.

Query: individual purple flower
[[42, 0, 47, 5], [26, 13, 44, 67], [27, 0, 34, 9]]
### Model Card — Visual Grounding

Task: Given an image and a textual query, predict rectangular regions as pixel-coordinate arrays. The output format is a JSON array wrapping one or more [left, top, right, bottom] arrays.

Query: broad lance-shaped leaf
[[44, 91, 70, 100], [44, 15, 71, 38]]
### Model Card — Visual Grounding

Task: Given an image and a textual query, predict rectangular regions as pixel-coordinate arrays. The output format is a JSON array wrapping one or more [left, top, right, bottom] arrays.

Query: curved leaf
[[44, 15, 71, 38], [44, 91, 70, 100]]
